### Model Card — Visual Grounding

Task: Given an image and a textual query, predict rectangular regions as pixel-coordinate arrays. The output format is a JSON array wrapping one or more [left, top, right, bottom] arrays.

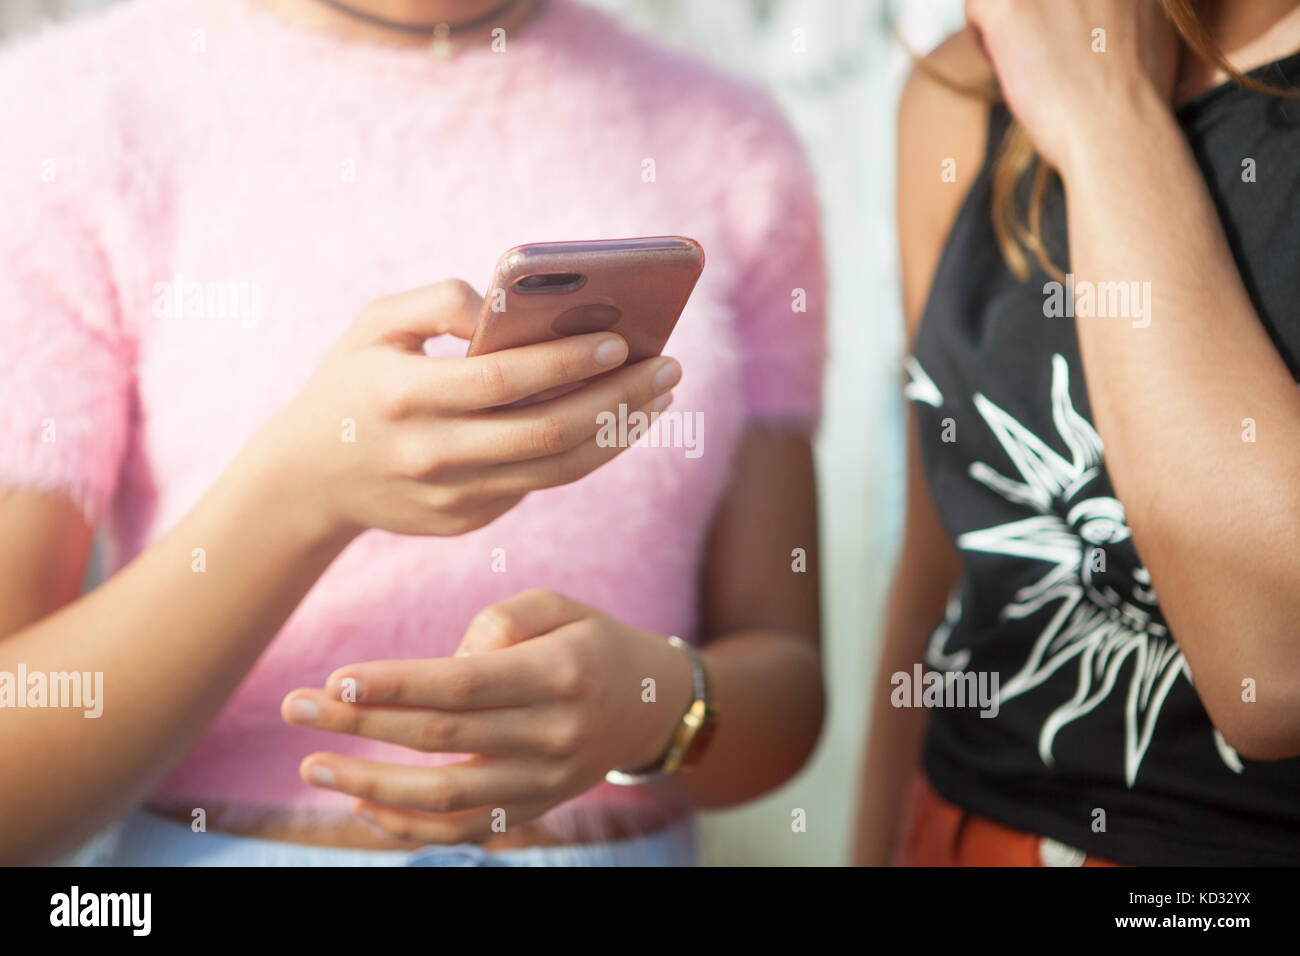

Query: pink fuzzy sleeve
[[0, 40, 134, 524], [725, 101, 827, 432]]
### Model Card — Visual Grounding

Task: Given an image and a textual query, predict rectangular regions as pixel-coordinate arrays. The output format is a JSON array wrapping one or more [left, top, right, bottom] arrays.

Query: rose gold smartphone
[[466, 236, 704, 363]]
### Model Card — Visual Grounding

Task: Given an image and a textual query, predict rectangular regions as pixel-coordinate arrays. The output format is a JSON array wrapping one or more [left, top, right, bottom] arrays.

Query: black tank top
[[909, 51, 1300, 866]]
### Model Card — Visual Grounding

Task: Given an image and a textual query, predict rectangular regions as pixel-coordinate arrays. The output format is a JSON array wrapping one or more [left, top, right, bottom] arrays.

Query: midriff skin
[[145, 800, 669, 850]]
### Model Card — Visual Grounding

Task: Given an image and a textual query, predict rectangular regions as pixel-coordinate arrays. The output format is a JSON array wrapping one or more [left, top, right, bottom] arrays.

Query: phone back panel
[[466, 236, 704, 362]]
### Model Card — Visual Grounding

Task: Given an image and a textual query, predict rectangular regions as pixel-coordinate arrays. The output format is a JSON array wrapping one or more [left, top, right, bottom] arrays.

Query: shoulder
[[898, 26, 996, 154], [897, 28, 998, 337]]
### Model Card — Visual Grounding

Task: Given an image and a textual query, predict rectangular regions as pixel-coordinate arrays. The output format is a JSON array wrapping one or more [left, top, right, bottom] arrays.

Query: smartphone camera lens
[[514, 272, 585, 294]]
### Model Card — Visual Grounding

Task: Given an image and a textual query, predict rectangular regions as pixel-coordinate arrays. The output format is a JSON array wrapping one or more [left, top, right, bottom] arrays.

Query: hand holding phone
[[261, 274, 684, 541]]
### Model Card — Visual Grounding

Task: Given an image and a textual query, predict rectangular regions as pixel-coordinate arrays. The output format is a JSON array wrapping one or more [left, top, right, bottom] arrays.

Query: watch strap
[[605, 636, 716, 786]]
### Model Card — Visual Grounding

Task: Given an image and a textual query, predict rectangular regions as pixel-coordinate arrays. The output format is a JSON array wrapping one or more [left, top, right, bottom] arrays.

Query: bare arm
[[661, 426, 824, 806], [1063, 94, 1300, 758], [0, 459, 349, 864], [964, 0, 1300, 759], [0, 492, 93, 637], [0, 281, 680, 862], [853, 423, 963, 864], [852, 30, 988, 865]]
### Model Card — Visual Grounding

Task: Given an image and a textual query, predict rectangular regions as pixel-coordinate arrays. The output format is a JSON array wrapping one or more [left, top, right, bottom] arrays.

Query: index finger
[[324, 645, 560, 710], [356, 279, 484, 349], [458, 588, 588, 655], [405, 332, 629, 412]]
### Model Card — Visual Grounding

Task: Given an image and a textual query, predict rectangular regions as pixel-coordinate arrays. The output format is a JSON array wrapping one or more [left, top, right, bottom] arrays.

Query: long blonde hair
[[948, 0, 1297, 281]]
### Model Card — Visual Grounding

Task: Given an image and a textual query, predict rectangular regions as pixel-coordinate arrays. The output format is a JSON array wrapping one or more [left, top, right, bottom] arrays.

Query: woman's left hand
[[281, 589, 694, 843], [964, 0, 1181, 173]]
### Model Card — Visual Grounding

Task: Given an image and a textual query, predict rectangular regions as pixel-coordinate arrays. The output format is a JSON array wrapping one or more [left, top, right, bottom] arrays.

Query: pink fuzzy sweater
[[0, 0, 824, 818]]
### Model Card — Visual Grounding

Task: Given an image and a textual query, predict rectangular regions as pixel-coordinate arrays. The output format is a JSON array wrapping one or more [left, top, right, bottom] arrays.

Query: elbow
[[1173, 591, 1300, 760], [1204, 669, 1300, 762], [775, 643, 825, 782], [773, 639, 826, 785], [1215, 720, 1300, 762]]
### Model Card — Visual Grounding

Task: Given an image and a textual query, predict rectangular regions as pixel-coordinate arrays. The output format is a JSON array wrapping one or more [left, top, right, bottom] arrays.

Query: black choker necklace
[[312, 0, 523, 57]]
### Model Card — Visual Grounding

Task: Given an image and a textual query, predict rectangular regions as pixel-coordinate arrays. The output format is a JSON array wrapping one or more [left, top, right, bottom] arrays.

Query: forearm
[[0, 435, 352, 862], [1061, 87, 1300, 748], [652, 628, 822, 809], [851, 548, 951, 865], [853, 644, 930, 865]]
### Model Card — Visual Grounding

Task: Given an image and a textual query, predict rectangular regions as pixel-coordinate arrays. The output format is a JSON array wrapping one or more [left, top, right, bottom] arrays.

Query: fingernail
[[309, 765, 336, 787], [289, 698, 321, 723], [337, 678, 365, 702], [652, 392, 672, 413], [653, 359, 682, 391], [593, 337, 626, 368]]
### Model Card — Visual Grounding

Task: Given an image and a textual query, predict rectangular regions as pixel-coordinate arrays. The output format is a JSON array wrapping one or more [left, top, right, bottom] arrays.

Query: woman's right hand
[[253, 279, 680, 540], [963, 0, 1179, 175]]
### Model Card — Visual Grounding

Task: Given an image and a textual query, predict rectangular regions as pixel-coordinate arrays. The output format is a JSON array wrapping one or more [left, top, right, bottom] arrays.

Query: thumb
[[359, 279, 482, 351], [456, 589, 587, 656]]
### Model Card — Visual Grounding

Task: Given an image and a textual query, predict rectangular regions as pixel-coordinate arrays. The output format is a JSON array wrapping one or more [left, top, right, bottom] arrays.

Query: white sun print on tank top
[[907, 352, 1243, 787]]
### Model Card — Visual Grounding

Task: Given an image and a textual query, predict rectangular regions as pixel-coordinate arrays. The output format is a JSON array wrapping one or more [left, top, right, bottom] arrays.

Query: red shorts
[[894, 776, 1122, 867]]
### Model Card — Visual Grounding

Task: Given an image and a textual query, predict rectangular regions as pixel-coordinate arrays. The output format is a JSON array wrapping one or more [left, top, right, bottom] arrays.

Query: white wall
[[0, 0, 105, 33], [2, 0, 967, 866]]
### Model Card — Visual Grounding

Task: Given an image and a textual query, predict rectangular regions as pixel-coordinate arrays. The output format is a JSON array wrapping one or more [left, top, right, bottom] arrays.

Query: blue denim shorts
[[64, 809, 698, 867]]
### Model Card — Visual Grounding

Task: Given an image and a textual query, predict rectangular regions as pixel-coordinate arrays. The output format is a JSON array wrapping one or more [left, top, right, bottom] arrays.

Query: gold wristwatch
[[605, 636, 718, 786]]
